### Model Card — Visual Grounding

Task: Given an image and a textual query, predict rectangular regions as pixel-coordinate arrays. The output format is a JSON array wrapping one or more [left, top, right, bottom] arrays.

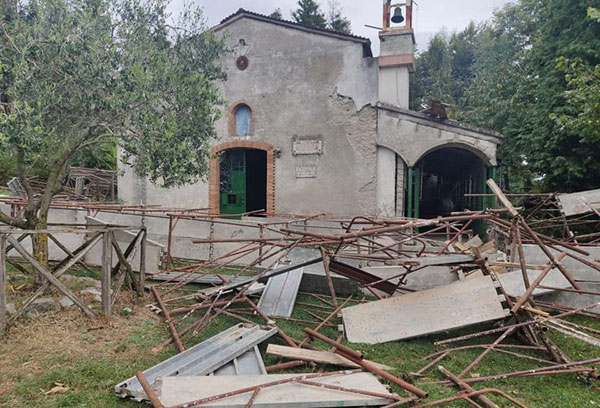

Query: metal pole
[[135, 371, 165, 408], [151, 286, 185, 353]]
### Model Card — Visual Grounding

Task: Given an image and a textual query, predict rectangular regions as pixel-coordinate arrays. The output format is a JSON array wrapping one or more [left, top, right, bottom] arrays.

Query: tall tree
[[412, 33, 454, 110], [464, 0, 600, 192], [0, 0, 226, 264], [412, 23, 480, 116], [414, 0, 600, 192], [269, 8, 282, 20], [326, 0, 351, 33], [551, 7, 600, 169], [291, 0, 326, 29]]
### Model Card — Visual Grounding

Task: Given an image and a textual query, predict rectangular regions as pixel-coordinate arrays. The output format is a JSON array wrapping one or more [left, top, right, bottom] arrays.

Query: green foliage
[[588, 6, 600, 21], [0, 0, 226, 227], [268, 8, 283, 20], [291, 0, 326, 29], [1, 292, 599, 407], [0, 151, 17, 184], [71, 139, 117, 171], [551, 8, 600, 149], [290, 0, 351, 33], [412, 23, 480, 115], [413, 0, 600, 193], [412, 32, 454, 109], [326, 0, 351, 34]]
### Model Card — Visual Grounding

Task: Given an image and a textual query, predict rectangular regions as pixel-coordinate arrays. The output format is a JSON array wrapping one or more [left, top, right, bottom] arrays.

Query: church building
[[119, 1, 503, 218]]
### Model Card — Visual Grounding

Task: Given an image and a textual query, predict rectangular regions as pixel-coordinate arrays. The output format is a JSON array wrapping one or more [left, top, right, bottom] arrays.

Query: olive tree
[[0, 0, 226, 263]]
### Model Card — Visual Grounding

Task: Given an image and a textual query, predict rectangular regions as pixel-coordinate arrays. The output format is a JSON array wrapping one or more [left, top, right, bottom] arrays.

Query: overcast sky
[[167, 1, 515, 55]]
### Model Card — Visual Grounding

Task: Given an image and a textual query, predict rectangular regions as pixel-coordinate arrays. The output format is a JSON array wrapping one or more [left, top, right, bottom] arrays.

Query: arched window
[[234, 104, 253, 137]]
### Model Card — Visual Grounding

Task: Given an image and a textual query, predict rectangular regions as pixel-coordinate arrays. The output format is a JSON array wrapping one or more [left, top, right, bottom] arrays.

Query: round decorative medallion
[[236, 55, 249, 71]]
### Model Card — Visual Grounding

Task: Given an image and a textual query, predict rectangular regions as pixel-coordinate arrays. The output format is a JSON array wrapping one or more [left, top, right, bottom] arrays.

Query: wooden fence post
[[138, 228, 146, 297], [102, 231, 112, 315]]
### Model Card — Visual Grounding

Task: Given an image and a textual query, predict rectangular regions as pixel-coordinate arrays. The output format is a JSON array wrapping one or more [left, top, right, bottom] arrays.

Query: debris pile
[[110, 180, 599, 407], [5, 166, 117, 202]]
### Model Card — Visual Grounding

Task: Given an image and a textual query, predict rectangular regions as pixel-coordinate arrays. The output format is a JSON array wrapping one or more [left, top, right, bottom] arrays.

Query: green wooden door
[[220, 150, 246, 215], [406, 165, 421, 219]]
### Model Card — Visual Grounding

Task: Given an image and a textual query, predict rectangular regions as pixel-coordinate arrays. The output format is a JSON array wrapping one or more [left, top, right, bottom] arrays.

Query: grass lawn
[[1, 265, 599, 407]]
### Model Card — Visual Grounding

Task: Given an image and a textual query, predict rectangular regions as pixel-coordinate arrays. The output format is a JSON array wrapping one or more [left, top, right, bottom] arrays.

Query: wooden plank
[[266, 344, 392, 370], [453, 241, 468, 252], [48, 232, 92, 272], [8, 233, 103, 325], [479, 241, 496, 254], [257, 267, 303, 317], [138, 229, 146, 296], [6, 236, 95, 319], [486, 179, 519, 217], [158, 372, 394, 408], [51, 232, 102, 272], [111, 230, 141, 278], [110, 231, 142, 308], [342, 275, 509, 344]]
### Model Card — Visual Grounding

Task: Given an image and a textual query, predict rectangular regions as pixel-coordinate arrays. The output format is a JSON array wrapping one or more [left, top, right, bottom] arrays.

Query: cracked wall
[[119, 17, 379, 216]]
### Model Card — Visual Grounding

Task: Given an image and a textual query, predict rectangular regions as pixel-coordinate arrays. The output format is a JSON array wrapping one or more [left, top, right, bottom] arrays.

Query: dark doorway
[[408, 147, 487, 219], [219, 149, 267, 215], [245, 149, 267, 213]]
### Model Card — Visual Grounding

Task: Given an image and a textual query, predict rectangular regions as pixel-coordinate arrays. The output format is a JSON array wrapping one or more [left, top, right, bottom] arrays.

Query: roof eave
[[377, 103, 504, 141], [213, 10, 373, 58]]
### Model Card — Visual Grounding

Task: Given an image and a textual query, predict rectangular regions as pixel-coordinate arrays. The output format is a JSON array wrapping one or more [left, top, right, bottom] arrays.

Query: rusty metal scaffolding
[[3, 182, 599, 407], [129, 179, 600, 407]]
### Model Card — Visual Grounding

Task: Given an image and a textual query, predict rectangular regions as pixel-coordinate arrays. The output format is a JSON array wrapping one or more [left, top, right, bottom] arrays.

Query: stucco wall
[[376, 106, 502, 167], [119, 17, 380, 217]]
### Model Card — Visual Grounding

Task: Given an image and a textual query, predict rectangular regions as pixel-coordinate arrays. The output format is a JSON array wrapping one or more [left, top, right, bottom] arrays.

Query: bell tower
[[378, 0, 415, 108], [376, 1, 416, 218]]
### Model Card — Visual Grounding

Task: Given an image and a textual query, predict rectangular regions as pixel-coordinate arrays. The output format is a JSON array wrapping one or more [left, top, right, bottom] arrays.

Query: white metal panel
[[342, 275, 509, 344]]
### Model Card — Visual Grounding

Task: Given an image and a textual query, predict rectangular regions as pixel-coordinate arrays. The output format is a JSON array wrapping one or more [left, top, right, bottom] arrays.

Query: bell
[[391, 7, 404, 24]]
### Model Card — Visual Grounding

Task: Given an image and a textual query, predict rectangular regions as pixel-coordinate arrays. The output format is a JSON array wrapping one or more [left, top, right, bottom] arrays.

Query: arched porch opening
[[406, 146, 495, 219]]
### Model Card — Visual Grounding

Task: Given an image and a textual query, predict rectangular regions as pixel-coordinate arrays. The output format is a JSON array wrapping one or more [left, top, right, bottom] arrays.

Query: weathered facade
[[119, 7, 502, 218]]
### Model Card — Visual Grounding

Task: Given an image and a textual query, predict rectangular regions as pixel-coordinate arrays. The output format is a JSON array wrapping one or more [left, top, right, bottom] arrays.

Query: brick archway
[[209, 140, 275, 215]]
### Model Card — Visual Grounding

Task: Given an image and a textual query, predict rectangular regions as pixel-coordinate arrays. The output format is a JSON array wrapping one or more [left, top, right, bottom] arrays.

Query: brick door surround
[[209, 140, 275, 215]]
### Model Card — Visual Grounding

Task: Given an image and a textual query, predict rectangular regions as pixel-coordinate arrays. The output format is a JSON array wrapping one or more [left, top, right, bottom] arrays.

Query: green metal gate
[[406, 164, 498, 219], [220, 150, 246, 215]]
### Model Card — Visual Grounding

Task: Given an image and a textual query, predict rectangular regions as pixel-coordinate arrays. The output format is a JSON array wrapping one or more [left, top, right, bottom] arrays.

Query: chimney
[[378, 0, 415, 108]]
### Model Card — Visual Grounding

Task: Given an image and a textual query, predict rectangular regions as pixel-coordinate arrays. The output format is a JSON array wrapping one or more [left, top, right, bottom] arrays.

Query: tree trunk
[[30, 215, 49, 287]]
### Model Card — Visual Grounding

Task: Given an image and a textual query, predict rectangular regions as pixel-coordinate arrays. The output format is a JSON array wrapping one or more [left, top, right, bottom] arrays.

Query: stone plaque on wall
[[295, 165, 318, 178], [292, 135, 323, 156]]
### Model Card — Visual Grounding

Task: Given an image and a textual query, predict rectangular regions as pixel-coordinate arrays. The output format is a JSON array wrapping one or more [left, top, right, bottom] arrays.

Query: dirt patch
[[0, 291, 160, 398]]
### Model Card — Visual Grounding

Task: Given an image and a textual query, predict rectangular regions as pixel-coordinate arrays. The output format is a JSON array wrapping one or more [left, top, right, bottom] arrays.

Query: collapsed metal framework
[[118, 182, 596, 407], [2, 181, 599, 406]]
